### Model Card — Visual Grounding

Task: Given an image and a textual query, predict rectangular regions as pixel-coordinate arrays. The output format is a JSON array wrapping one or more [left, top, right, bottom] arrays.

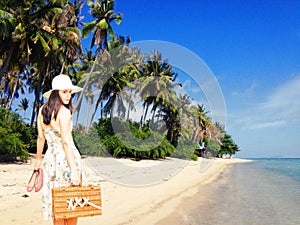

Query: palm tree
[[83, 35, 142, 132], [82, 0, 123, 51], [73, 50, 97, 126], [16, 98, 29, 119], [75, 0, 123, 124], [132, 52, 184, 145], [0, 0, 20, 83], [0, 1, 82, 125], [192, 104, 211, 142], [0, 0, 64, 84], [209, 121, 225, 145], [160, 100, 181, 146], [137, 51, 177, 128], [28, 2, 83, 125], [5, 71, 26, 110], [175, 94, 193, 141]]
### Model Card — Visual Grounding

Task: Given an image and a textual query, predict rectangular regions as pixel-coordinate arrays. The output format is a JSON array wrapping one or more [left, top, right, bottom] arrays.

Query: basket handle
[[67, 196, 102, 211]]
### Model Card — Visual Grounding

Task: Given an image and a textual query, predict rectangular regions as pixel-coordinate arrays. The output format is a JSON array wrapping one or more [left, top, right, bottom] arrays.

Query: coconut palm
[[16, 98, 29, 119], [75, 0, 123, 123], [209, 121, 225, 145], [28, 2, 82, 125], [4, 71, 26, 110], [175, 93, 193, 141], [83, 34, 143, 132], [192, 104, 211, 142], [137, 51, 177, 128], [82, 0, 123, 51], [0, 0, 64, 83], [0, 1, 82, 124]]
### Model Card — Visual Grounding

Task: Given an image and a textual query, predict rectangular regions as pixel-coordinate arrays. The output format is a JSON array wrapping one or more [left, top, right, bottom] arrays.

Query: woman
[[33, 74, 84, 225]]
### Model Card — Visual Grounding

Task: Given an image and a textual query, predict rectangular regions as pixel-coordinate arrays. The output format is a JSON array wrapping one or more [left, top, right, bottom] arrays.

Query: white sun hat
[[43, 74, 83, 98]]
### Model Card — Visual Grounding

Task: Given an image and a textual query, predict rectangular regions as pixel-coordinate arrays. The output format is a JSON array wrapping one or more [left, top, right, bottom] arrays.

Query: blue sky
[[103, 0, 300, 158], [13, 1, 299, 158]]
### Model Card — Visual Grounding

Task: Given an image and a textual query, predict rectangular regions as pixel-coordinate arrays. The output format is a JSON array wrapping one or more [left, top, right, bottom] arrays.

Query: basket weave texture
[[52, 185, 102, 220]]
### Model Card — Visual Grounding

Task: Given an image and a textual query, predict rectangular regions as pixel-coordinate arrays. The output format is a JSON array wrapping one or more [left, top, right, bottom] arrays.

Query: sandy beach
[[0, 156, 250, 225]]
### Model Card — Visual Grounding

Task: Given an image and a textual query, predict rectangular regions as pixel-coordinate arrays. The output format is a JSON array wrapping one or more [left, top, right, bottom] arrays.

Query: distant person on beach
[[198, 141, 205, 150], [32, 74, 85, 225], [197, 141, 206, 157]]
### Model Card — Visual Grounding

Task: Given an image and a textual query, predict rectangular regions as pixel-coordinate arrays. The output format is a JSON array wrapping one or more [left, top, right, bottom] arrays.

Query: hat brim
[[43, 86, 83, 98]]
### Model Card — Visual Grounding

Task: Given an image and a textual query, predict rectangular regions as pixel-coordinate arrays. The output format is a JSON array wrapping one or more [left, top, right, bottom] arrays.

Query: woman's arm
[[34, 108, 46, 169], [58, 106, 80, 185]]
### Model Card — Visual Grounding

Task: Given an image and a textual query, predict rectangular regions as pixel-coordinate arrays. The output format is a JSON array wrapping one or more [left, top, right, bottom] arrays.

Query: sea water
[[158, 158, 300, 225]]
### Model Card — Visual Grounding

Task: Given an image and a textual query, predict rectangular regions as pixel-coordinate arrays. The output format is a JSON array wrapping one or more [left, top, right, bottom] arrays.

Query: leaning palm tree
[[192, 104, 211, 142], [75, 0, 123, 122], [209, 121, 225, 145], [83, 35, 139, 131], [4, 70, 26, 110]]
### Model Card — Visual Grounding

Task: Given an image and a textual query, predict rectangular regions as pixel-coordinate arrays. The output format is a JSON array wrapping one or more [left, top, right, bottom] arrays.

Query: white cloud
[[260, 75, 300, 120], [230, 75, 300, 130], [248, 120, 287, 130], [181, 79, 202, 94], [232, 80, 257, 97]]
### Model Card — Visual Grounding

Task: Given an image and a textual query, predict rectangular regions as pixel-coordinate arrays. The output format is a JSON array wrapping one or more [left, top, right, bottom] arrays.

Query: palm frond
[[82, 20, 97, 38]]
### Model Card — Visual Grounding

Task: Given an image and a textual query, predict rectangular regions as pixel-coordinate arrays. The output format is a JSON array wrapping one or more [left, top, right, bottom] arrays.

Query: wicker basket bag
[[52, 185, 102, 220]]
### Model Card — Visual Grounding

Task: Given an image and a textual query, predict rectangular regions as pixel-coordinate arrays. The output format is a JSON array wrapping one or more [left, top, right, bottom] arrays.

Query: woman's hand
[[34, 159, 42, 170], [71, 170, 81, 186]]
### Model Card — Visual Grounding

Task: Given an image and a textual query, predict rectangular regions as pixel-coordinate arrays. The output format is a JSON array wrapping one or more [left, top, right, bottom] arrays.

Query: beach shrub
[[0, 108, 31, 161], [205, 139, 221, 157], [191, 153, 198, 161], [73, 123, 107, 156], [172, 138, 196, 160], [95, 118, 175, 160]]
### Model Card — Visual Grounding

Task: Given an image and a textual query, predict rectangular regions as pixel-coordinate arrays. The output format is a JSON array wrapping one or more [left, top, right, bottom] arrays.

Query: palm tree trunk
[[85, 97, 91, 133], [139, 104, 146, 128], [6, 74, 19, 110], [87, 93, 102, 132], [30, 68, 46, 126], [0, 44, 15, 82], [192, 125, 201, 142], [74, 55, 98, 113], [143, 103, 150, 126], [60, 62, 65, 74], [75, 98, 82, 126], [150, 106, 157, 129]]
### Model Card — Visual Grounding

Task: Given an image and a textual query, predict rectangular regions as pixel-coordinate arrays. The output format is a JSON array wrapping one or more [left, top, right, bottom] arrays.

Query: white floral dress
[[42, 127, 85, 220]]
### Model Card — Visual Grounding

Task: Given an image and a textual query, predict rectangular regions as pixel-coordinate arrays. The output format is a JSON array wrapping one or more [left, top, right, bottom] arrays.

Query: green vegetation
[[94, 118, 176, 160], [0, 108, 34, 161], [0, 0, 239, 161], [73, 124, 107, 157], [218, 134, 239, 158]]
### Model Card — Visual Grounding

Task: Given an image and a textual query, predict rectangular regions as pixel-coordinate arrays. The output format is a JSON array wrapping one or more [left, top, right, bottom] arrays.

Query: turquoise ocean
[[158, 158, 300, 225]]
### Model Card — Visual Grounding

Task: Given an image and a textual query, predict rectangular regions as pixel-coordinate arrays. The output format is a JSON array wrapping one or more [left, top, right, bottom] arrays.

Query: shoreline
[[0, 156, 251, 225]]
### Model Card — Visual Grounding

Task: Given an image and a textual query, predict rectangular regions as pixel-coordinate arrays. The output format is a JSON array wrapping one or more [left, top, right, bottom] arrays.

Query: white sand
[[0, 157, 251, 225]]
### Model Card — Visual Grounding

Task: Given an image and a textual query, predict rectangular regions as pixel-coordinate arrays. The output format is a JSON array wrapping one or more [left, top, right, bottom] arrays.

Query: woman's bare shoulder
[[58, 105, 72, 119]]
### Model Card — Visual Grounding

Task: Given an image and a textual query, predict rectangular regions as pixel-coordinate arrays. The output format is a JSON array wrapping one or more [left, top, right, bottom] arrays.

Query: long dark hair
[[42, 90, 73, 125]]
